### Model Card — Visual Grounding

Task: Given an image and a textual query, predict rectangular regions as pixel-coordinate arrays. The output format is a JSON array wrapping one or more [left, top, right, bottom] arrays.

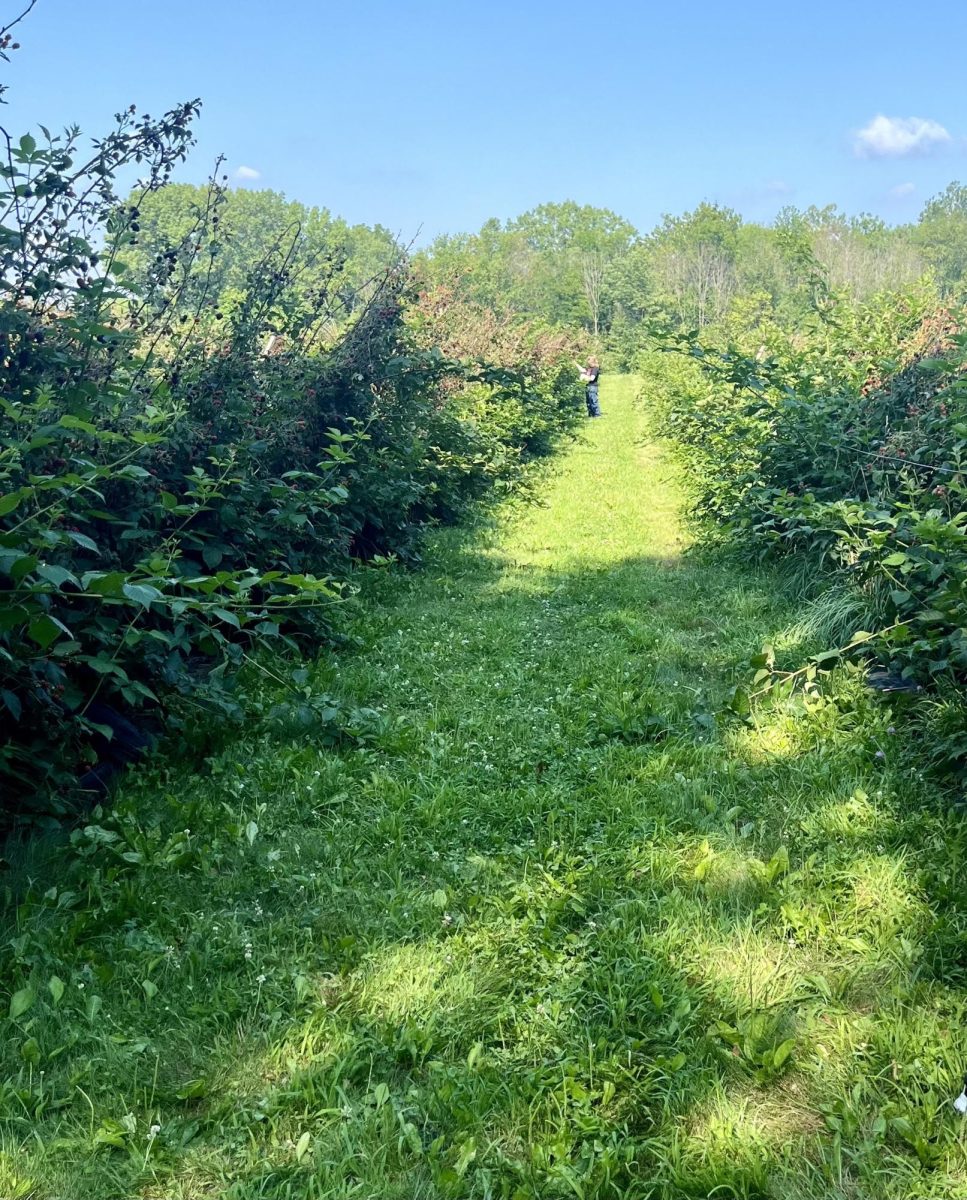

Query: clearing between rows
[[5, 375, 967, 1200]]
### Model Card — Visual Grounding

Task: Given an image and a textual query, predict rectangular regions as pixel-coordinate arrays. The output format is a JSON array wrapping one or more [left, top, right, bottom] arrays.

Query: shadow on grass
[[3, 539, 967, 1200]]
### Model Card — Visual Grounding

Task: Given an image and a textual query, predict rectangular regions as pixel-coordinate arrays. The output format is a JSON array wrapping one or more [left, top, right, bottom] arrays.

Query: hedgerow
[[0, 100, 581, 821], [648, 259, 967, 710]]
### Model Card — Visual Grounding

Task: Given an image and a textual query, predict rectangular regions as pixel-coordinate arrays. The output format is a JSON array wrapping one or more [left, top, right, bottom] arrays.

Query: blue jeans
[[586, 384, 600, 416]]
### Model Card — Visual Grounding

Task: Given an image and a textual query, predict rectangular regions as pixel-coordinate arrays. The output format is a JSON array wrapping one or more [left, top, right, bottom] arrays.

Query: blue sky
[[5, 0, 967, 242]]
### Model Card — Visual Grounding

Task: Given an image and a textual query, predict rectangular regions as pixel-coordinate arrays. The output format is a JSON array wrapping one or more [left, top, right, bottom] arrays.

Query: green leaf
[[454, 1135, 477, 1177], [0, 604, 29, 632], [714, 1021, 740, 1043], [81, 570, 126, 597], [93, 1120, 128, 1148], [19, 133, 37, 155], [9, 554, 36, 584], [66, 530, 98, 552], [176, 1077, 208, 1101], [1, 689, 22, 720], [141, 979, 158, 1001], [0, 491, 21, 516], [48, 976, 65, 1006], [81, 655, 128, 678], [749, 644, 775, 670], [124, 679, 158, 702], [36, 563, 79, 589], [245, 821, 258, 846], [211, 607, 240, 628], [882, 552, 908, 566], [20, 1037, 41, 1065], [9, 986, 36, 1020], [58, 414, 96, 434], [83, 720, 114, 741], [766, 845, 790, 882], [295, 1131, 312, 1162], [772, 1038, 796, 1068], [122, 582, 163, 607], [28, 615, 63, 649]]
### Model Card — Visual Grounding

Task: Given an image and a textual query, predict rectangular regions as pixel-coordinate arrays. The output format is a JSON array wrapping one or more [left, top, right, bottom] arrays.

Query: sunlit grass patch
[[802, 787, 883, 839], [781, 852, 926, 955], [347, 939, 506, 1036], [677, 918, 813, 1011], [685, 1081, 824, 1148], [728, 712, 803, 763], [0, 1152, 37, 1200], [846, 852, 923, 926]]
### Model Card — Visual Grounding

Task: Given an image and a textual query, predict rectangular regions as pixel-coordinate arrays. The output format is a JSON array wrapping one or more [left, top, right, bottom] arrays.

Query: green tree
[[915, 183, 967, 294], [508, 201, 637, 333], [650, 203, 742, 328], [418, 202, 637, 334], [121, 185, 398, 315]]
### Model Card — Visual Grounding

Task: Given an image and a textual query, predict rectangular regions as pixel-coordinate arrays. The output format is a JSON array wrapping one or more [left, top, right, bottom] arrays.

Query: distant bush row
[[647, 255, 967, 712]]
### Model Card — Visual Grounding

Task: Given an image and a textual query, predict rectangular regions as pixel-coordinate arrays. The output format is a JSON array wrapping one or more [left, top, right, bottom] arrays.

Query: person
[[579, 356, 601, 417]]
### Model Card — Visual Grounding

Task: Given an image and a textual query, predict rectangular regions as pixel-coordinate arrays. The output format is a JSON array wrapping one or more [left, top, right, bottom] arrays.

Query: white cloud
[[234, 165, 261, 181], [854, 115, 951, 158], [890, 181, 916, 198], [764, 179, 791, 195]]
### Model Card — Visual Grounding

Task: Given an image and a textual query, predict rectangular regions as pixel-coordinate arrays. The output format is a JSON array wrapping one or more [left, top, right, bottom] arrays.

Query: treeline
[[117, 183, 400, 321], [415, 190, 967, 352], [0, 104, 581, 821]]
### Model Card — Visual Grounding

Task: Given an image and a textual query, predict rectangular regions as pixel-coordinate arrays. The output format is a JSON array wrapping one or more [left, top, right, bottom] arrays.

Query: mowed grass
[[4, 376, 967, 1198]]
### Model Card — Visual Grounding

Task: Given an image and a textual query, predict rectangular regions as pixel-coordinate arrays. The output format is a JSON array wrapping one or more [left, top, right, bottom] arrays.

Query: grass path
[[5, 376, 967, 1198]]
